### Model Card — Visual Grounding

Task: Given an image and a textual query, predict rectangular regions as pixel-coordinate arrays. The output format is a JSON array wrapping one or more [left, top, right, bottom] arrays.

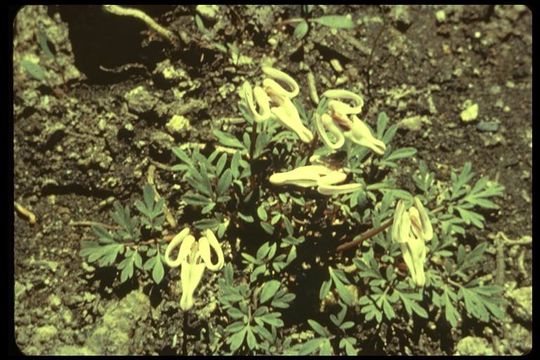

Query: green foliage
[[80, 185, 167, 285], [218, 263, 295, 354], [21, 59, 46, 81], [311, 15, 356, 29]]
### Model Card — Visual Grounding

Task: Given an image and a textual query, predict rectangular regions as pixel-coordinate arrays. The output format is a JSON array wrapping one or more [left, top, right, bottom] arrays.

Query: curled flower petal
[[317, 171, 348, 186], [391, 198, 432, 287], [391, 200, 406, 243], [269, 165, 332, 187], [261, 66, 299, 98], [347, 115, 386, 155], [180, 262, 206, 311], [414, 197, 433, 240], [323, 89, 364, 115], [317, 182, 362, 195], [242, 82, 271, 122], [271, 99, 314, 143], [315, 113, 345, 149], [164, 228, 191, 268], [198, 229, 224, 271]]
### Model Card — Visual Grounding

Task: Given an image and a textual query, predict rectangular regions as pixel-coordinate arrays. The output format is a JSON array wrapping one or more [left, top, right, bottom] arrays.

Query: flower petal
[[269, 165, 333, 187], [271, 99, 314, 143], [317, 182, 362, 196], [392, 200, 405, 243], [413, 197, 433, 241], [164, 228, 191, 268], [198, 229, 224, 271], [315, 113, 345, 149], [323, 89, 364, 115], [180, 262, 206, 311], [347, 115, 386, 155], [261, 66, 299, 98], [242, 81, 271, 122]]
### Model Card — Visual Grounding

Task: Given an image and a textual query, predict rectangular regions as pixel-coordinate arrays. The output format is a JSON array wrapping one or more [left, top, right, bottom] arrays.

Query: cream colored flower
[[164, 228, 224, 311], [269, 164, 362, 196], [315, 89, 386, 155], [241, 66, 314, 143], [391, 197, 433, 287]]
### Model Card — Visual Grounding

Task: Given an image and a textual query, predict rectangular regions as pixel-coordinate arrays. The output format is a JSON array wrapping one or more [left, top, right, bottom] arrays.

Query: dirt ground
[[12, 5, 532, 355]]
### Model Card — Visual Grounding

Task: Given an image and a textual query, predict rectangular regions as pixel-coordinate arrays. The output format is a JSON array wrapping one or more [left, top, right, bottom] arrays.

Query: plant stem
[[337, 218, 393, 253], [249, 122, 258, 189], [182, 312, 188, 355], [336, 206, 444, 253]]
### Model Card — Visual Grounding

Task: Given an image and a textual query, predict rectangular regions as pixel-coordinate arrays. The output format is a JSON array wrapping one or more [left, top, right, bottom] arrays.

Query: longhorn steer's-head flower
[[241, 66, 314, 143], [269, 164, 362, 196], [391, 197, 433, 287], [315, 89, 386, 155], [164, 228, 224, 311]]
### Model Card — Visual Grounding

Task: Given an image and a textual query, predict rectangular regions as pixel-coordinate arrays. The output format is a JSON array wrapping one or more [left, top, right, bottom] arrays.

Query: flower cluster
[[241, 66, 314, 143], [391, 197, 433, 287], [164, 228, 224, 311], [269, 164, 361, 196], [315, 89, 386, 155]]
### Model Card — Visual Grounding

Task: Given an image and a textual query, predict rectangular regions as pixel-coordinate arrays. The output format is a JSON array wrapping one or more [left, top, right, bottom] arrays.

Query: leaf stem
[[336, 206, 444, 253]]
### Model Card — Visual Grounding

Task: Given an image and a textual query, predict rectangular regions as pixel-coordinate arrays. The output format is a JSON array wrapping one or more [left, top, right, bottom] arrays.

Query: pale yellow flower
[[391, 197, 433, 287], [315, 89, 386, 155], [269, 164, 362, 196], [164, 228, 224, 311], [241, 67, 313, 143]]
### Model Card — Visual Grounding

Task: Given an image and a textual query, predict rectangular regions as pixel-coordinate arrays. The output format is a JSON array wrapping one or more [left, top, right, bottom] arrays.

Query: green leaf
[[225, 320, 245, 333], [308, 319, 330, 337], [21, 59, 46, 81], [442, 288, 460, 327], [91, 225, 115, 244], [194, 14, 207, 33], [172, 147, 193, 166], [217, 169, 233, 198], [260, 222, 274, 235], [382, 297, 395, 319], [294, 20, 309, 39], [194, 217, 220, 230], [300, 338, 325, 355], [183, 192, 211, 206], [329, 267, 354, 306], [257, 204, 268, 221], [456, 206, 484, 228], [312, 15, 356, 29], [319, 279, 332, 300], [152, 253, 164, 284], [229, 327, 247, 351], [260, 312, 284, 328], [227, 307, 245, 319], [37, 29, 55, 59], [216, 153, 227, 176], [376, 112, 389, 138], [213, 129, 245, 149], [260, 280, 281, 304], [246, 327, 257, 350], [385, 147, 417, 162], [238, 213, 254, 223]]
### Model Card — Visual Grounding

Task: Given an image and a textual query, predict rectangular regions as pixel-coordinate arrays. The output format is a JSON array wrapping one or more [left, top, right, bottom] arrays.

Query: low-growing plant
[[79, 63, 505, 355]]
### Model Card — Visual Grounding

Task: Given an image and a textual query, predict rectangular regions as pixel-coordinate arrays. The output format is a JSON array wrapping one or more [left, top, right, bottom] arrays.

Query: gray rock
[[53, 345, 96, 355], [508, 287, 532, 323], [35, 325, 58, 343], [390, 6, 412, 32], [48, 294, 62, 309], [455, 336, 494, 355], [85, 290, 151, 355], [124, 86, 158, 114], [196, 5, 220, 21], [15, 281, 26, 300]]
